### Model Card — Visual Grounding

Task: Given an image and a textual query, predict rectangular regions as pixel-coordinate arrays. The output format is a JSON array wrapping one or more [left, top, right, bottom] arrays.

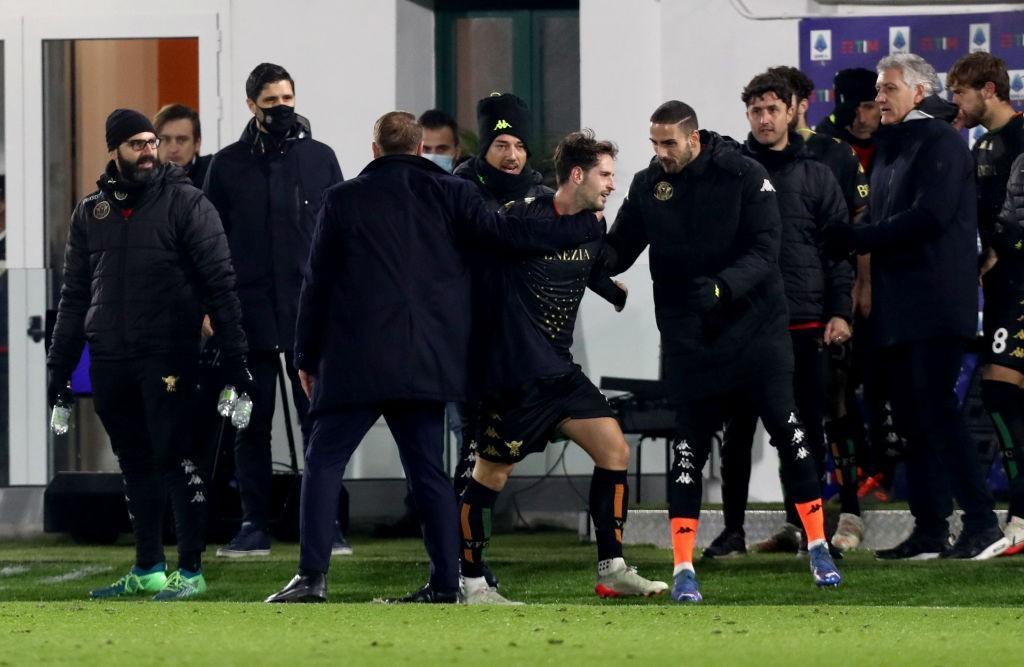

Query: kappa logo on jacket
[[760, 179, 776, 193]]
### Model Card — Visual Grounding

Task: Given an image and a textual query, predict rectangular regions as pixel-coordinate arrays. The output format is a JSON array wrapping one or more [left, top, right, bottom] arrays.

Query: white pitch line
[[0, 564, 30, 577], [38, 564, 113, 584]]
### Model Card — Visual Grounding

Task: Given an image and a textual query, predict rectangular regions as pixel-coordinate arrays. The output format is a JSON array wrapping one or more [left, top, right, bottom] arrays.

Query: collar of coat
[[359, 153, 450, 177]]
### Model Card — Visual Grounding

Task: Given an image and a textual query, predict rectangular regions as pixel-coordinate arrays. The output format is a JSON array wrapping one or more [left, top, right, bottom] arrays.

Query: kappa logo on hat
[[493, 119, 512, 131]]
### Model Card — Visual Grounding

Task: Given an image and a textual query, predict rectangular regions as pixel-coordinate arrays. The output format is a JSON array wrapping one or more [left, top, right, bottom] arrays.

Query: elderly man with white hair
[[824, 53, 1007, 561]]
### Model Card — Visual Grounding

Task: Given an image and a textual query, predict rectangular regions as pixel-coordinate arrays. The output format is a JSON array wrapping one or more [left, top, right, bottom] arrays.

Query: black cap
[[832, 68, 877, 129], [106, 108, 156, 151], [476, 92, 531, 155]]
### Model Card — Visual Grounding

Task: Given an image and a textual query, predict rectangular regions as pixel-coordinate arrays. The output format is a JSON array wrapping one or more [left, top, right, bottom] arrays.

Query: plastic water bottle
[[231, 392, 253, 430], [217, 385, 238, 417], [50, 398, 72, 436]]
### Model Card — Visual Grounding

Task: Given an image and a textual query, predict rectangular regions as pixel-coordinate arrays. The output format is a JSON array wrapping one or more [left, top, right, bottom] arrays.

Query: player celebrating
[[459, 130, 668, 604]]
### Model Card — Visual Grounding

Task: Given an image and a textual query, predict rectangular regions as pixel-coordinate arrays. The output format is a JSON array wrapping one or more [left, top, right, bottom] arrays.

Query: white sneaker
[[595, 558, 669, 598], [1002, 515, 1024, 557], [832, 513, 865, 552], [462, 576, 524, 605]]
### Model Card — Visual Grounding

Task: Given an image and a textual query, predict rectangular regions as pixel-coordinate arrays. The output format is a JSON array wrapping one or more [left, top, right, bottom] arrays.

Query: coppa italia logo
[[839, 39, 880, 55], [919, 34, 960, 52]]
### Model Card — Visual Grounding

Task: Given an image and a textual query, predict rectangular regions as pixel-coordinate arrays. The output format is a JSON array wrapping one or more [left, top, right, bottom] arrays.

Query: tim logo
[[1000, 33, 1024, 49], [919, 35, 959, 52], [810, 30, 831, 62], [970, 23, 990, 53], [889, 26, 910, 54], [839, 39, 879, 55]]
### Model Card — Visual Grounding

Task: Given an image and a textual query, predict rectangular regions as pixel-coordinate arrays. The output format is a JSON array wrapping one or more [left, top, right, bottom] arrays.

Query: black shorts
[[983, 274, 1024, 372], [471, 367, 615, 464]]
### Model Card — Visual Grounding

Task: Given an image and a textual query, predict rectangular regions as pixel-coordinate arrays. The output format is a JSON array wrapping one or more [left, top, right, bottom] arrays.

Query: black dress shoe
[[384, 582, 462, 604], [265, 573, 327, 603]]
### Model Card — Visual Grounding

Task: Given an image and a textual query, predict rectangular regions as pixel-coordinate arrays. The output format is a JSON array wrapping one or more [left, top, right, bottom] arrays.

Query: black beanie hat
[[832, 68, 877, 128], [476, 92, 531, 155], [106, 108, 156, 151]]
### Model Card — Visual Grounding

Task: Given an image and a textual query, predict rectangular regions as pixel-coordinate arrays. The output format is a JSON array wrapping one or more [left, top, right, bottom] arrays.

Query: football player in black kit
[[458, 131, 668, 604], [948, 52, 1024, 555]]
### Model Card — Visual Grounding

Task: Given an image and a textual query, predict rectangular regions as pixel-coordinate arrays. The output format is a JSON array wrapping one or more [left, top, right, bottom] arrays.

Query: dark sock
[[828, 415, 861, 515], [460, 478, 498, 579], [177, 550, 202, 574], [982, 379, 1024, 518], [590, 467, 628, 562]]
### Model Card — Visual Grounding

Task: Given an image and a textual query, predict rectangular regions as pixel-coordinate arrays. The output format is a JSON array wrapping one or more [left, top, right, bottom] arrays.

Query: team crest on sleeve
[[93, 201, 111, 220], [654, 181, 673, 201]]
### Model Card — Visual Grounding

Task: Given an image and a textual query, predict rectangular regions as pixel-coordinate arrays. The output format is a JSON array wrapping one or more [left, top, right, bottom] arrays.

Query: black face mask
[[259, 104, 296, 137]]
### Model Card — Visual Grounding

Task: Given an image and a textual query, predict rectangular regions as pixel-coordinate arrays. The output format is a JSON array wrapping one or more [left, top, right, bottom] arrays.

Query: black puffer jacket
[[204, 115, 343, 351], [607, 131, 790, 398], [453, 156, 552, 209], [993, 152, 1024, 259], [48, 162, 247, 370], [743, 132, 853, 324], [850, 112, 978, 346]]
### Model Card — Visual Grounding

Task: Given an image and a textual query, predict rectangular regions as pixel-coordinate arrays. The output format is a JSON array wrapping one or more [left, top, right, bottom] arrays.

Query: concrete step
[[581, 508, 1010, 551]]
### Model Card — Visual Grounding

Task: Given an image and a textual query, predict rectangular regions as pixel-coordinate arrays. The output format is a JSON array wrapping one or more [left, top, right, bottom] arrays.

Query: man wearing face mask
[[204, 63, 347, 558], [419, 109, 461, 174], [48, 109, 251, 600]]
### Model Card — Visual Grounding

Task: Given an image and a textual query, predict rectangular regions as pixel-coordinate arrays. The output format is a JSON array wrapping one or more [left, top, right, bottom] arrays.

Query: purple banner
[[800, 10, 1024, 142]]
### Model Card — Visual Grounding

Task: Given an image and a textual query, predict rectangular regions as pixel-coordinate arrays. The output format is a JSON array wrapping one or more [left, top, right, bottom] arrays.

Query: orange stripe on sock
[[460, 503, 473, 540], [614, 529, 622, 543], [463, 548, 473, 563], [795, 498, 826, 544], [670, 518, 699, 567], [613, 483, 625, 520]]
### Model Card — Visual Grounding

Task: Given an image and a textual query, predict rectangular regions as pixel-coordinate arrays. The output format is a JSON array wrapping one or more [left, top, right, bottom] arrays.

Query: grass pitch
[[2, 532, 1023, 665]]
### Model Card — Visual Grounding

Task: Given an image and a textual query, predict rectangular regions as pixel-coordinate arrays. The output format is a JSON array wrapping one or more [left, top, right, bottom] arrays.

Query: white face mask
[[424, 153, 455, 173]]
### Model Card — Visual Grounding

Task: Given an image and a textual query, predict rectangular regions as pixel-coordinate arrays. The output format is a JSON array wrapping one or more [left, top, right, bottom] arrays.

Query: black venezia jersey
[[472, 194, 625, 397], [975, 113, 1024, 252]]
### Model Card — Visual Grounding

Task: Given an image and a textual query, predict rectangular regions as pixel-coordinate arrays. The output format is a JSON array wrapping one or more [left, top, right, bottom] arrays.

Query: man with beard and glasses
[[458, 131, 668, 604], [605, 101, 842, 603], [205, 63, 350, 558], [47, 109, 252, 600], [948, 52, 1024, 555]]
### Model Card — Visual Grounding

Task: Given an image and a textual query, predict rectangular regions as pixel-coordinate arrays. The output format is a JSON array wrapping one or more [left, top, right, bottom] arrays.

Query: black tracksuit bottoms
[[91, 355, 207, 570], [298, 401, 459, 592]]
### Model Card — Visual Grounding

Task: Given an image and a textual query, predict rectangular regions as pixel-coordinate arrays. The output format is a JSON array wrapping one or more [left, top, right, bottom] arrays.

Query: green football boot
[[89, 565, 168, 599], [152, 570, 207, 601]]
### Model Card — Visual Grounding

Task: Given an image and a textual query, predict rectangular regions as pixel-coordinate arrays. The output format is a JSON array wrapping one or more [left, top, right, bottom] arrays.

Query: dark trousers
[[298, 401, 458, 592], [91, 355, 207, 569], [233, 350, 310, 528], [882, 337, 996, 538], [670, 366, 821, 521], [721, 328, 827, 531]]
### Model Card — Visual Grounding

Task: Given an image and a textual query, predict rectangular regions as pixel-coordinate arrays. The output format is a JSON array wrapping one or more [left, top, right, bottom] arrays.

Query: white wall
[[396, 0, 436, 114]]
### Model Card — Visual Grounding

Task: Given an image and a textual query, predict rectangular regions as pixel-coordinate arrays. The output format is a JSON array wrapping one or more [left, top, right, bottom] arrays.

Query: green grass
[[2, 532, 1023, 665]]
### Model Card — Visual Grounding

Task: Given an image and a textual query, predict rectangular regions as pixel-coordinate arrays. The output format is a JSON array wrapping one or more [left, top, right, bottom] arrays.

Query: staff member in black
[[606, 101, 841, 604], [48, 109, 251, 600], [825, 53, 1006, 560], [706, 73, 852, 559], [204, 63, 347, 557], [265, 111, 604, 604]]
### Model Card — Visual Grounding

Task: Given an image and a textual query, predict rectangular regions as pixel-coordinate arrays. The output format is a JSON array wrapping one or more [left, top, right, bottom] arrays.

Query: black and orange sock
[[794, 499, 826, 548], [590, 467, 628, 563], [670, 517, 699, 574], [460, 478, 498, 578]]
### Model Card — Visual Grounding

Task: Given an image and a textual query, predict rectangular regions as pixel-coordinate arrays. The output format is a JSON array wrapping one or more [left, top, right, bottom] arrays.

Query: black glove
[[822, 224, 859, 260], [47, 366, 72, 406], [685, 277, 727, 315], [222, 355, 255, 394]]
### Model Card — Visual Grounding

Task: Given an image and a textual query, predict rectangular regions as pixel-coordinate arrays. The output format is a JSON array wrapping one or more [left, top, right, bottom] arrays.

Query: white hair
[[876, 53, 938, 94]]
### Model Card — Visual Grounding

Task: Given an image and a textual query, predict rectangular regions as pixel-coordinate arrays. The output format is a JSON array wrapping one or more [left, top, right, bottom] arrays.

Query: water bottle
[[231, 392, 253, 430], [217, 385, 238, 417], [50, 398, 72, 436]]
